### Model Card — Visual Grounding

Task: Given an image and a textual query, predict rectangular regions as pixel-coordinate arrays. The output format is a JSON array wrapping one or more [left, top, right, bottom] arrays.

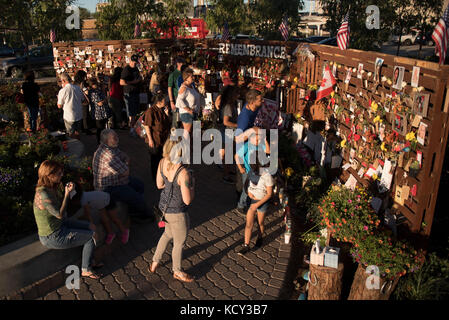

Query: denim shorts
[[250, 199, 269, 213], [180, 112, 194, 124]]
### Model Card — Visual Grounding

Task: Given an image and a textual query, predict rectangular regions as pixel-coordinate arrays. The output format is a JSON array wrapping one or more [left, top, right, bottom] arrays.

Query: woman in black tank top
[[150, 134, 195, 282]]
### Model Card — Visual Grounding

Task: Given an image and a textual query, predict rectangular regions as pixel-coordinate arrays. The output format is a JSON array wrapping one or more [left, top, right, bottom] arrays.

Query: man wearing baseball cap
[[120, 54, 142, 137]]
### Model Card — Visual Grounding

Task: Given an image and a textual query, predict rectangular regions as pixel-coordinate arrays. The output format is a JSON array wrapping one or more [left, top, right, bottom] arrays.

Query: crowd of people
[[31, 53, 276, 283]]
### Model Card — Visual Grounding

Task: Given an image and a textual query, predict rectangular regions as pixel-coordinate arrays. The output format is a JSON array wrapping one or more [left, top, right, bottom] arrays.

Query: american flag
[[134, 20, 141, 38], [432, 4, 449, 65], [337, 11, 350, 50], [222, 21, 230, 41], [279, 16, 289, 41], [50, 29, 56, 43]]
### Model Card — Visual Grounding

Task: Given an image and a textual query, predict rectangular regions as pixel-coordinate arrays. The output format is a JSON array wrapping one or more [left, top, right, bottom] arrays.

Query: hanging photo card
[[393, 113, 407, 136], [86, 47, 92, 55], [417, 122, 427, 145], [205, 93, 213, 110], [98, 50, 103, 57], [53, 48, 59, 58], [108, 45, 114, 53], [345, 68, 352, 84], [374, 58, 384, 83], [392, 66, 405, 90], [395, 185, 405, 206], [106, 60, 112, 69], [125, 56, 130, 64], [412, 114, 422, 128], [74, 47, 79, 55], [417, 150, 423, 167], [411, 66, 420, 88], [413, 93, 430, 117], [332, 64, 337, 77], [345, 174, 358, 190], [126, 45, 132, 53], [97, 58, 102, 63], [357, 63, 363, 79], [67, 60, 72, 68]]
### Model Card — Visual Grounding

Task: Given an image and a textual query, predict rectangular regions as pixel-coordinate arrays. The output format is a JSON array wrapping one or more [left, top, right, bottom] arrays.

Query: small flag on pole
[[337, 11, 350, 50], [316, 65, 337, 100], [134, 20, 141, 38], [222, 21, 230, 41], [279, 16, 289, 41], [50, 29, 56, 43], [432, 4, 449, 65]]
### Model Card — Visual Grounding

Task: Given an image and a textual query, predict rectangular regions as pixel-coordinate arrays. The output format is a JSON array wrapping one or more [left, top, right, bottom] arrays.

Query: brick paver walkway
[[34, 130, 288, 300]]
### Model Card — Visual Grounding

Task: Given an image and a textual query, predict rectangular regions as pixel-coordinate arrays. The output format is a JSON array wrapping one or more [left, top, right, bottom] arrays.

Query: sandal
[[149, 262, 158, 273], [173, 272, 194, 283], [82, 270, 102, 279]]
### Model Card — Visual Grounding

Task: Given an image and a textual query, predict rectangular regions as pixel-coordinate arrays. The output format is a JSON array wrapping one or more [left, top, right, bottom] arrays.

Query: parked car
[[0, 45, 15, 58], [290, 37, 313, 43], [317, 37, 338, 46], [415, 31, 435, 46], [390, 29, 419, 46], [305, 36, 328, 43], [0, 44, 53, 78]]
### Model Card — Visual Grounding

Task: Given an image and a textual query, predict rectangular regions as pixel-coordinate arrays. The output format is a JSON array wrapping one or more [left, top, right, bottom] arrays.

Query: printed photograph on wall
[[374, 58, 384, 83], [357, 63, 363, 79], [413, 93, 430, 117], [393, 113, 407, 136], [417, 121, 428, 145], [392, 66, 405, 90]]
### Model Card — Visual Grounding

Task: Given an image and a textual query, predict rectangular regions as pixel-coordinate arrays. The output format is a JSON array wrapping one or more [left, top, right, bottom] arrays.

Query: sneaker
[[121, 229, 129, 244], [237, 244, 250, 256], [105, 233, 116, 245], [255, 237, 263, 248], [233, 208, 246, 217], [222, 176, 235, 185]]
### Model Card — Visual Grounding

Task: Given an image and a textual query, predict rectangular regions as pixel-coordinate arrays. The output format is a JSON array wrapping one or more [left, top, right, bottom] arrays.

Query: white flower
[[367, 72, 372, 78], [352, 68, 356, 72], [381, 76, 387, 82], [402, 81, 407, 88], [418, 86, 424, 92]]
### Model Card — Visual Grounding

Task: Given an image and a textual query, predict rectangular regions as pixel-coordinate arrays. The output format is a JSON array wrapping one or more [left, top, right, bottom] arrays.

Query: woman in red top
[[109, 67, 126, 129]]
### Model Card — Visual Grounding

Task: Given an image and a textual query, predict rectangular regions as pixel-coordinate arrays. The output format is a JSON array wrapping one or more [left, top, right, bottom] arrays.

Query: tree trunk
[[308, 262, 344, 300], [348, 264, 400, 300]]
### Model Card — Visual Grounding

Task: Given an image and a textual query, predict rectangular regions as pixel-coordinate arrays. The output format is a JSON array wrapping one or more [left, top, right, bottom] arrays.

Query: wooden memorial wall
[[287, 43, 449, 238]]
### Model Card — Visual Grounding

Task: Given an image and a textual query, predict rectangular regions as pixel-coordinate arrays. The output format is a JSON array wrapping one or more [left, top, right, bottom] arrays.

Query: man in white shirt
[[57, 73, 85, 139]]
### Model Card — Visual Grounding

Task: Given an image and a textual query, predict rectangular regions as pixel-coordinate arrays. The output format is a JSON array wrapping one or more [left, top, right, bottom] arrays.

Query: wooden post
[[308, 263, 344, 300], [348, 264, 399, 300]]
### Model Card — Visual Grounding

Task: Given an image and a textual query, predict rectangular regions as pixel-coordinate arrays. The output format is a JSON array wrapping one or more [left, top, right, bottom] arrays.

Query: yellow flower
[[372, 173, 378, 180], [285, 167, 294, 177], [371, 101, 378, 112], [373, 115, 382, 123], [294, 77, 298, 83], [406, 131, 416, 141], [340, 139, 347, 148], [381, 142, 387, 151], [331, 91, 335, 98]]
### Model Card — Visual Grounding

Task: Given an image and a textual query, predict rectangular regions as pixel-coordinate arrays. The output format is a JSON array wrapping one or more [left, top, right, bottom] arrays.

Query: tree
[[205, 0, 253, 36], [96, 0, 160, 40], [0, 0, 82, 46], [153, 0, 192, 39], [320, 0, 396, 51], [411, 0, 442, 58], [390, 0, 416, 55], [250, 0, 304, 40]]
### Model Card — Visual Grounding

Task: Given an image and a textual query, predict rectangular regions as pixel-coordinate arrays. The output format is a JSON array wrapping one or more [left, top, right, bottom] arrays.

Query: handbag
[[134, 112, 146, 138], [155, 161, 185, 228]]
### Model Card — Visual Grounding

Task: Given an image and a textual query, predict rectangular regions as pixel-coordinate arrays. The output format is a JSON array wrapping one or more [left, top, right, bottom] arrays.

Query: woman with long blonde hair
[[150, 131, 195, 282], [33, 160, 102, 279]]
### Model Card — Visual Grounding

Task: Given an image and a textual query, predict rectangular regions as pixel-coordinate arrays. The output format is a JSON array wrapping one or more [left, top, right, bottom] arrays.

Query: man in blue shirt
[[233, 89, 265, 216]]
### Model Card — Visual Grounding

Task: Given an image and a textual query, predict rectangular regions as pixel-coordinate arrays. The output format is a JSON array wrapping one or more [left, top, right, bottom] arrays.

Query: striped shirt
[[93, 144, 130, 191]]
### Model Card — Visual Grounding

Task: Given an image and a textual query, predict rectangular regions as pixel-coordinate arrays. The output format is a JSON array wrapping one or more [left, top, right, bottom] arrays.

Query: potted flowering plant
[[315, 186, 380, 244]]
